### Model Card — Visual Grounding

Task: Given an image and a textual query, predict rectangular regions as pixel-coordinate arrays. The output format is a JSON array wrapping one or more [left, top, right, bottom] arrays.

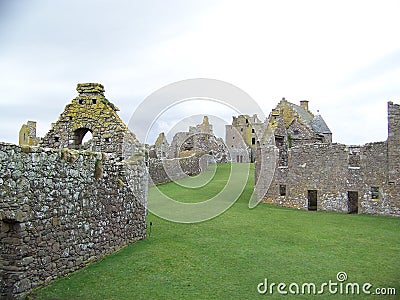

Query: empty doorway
[[348, 191, 358, 214], [308, 190, 317, 211]]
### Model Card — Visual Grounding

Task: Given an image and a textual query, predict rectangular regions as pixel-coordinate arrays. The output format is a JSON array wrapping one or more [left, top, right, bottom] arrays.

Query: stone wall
[[388, 101, 400, 185], [225, 114, 265, 163], [256, 101, 400, 217], [40, 83, 141, 160], [256, 142, 400, 217], [168, 117, 230, 163], [0, 143, 147, 299], [148, 153, 207, 186], [19, 122, 40, 147]]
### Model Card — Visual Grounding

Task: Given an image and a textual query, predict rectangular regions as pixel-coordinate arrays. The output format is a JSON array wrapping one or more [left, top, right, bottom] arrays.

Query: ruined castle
[[1, 83, 399, 298], [1, 83, 148, 299], [225, 114, 265, 163], [255, 99, 400, 217]]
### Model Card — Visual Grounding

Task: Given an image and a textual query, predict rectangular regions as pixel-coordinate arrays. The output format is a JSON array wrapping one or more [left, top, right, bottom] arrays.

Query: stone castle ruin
[[18, 122, 40, 147], [40, 83, 142, 160], [1, 82, 399, 298], [255, 99, 400, 217], [1, 83, 148, 299], [168, 116, 229, 162], [225, 114, 265, 163], [147, 116, 228, 185]]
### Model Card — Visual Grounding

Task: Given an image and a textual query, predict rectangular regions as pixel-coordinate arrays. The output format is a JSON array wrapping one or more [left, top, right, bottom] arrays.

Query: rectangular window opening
[[371, 186, 379, 199], [348, 147, 361, 168], [279, 184, 286, 196]]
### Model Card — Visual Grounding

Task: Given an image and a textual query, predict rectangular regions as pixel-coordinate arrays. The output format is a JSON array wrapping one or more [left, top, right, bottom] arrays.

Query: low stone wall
[[0, 143, 147, 299], [148, 153, 207, 186]]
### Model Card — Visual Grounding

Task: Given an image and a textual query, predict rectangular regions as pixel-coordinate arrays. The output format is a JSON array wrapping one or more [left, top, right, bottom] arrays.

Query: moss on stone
[[117, 177, 124, 189], [21, 145, 31, 154], [94, 159, 103, 179]]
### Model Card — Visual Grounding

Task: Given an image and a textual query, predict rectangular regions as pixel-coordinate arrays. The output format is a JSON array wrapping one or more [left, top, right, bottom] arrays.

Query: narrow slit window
[[279, 184, 286, 196]]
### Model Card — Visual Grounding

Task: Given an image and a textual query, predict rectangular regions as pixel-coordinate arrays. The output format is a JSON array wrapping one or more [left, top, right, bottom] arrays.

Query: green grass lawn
[[33, 164, 400, 299]]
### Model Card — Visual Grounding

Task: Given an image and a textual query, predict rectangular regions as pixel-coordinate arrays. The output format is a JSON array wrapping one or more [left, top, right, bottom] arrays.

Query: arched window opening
[[73, 128, 93, 149]]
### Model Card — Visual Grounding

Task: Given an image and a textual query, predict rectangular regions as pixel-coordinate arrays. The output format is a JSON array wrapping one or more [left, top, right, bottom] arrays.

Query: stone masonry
[[225, 114, 265, 163], [148, 153, 207, 186], [168, 116, 229, 162], [19, 122, 40, 147], [255, 101, 400, 217], [1, 83, 148, 299], [41, 83, 141, 160], [0, 144, 147, 299]]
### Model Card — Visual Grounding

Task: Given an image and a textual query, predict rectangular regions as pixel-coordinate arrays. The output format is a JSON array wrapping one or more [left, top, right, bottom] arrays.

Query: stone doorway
[[348, 191, 358, 214], [308, 190, 317, 211]]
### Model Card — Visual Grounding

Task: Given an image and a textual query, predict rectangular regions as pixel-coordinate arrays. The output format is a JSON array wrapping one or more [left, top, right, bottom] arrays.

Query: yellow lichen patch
[[117, 177, 125, 189], [279, 101, 298, 128], [94, 159, 103, 179], [41, 83, 140, 159], [155, 132, 167, 145], [21, 145, 32, 154]]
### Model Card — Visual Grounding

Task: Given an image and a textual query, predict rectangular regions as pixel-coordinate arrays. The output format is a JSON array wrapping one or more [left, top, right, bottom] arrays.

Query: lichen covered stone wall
[[19, 121, 40, 146], [0, 143, 147, 299], [40, 83, 141, 160], [148, 153, 207, 186], [256, 101, 400, 217]]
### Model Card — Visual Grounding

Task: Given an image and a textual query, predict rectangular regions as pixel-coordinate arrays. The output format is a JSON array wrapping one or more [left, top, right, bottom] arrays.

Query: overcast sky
[[1, 0, 399, 145]]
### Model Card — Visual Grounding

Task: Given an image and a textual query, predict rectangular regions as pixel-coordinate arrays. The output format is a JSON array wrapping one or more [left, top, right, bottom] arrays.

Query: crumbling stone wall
[[256, 142, 400, 217], [151, 132, 169, 159], [19, 121, 40, 146], [148, 153, 207, 186], [256, 101, 400, 217], [225, 114, 265, 163], [169, 117, 229, 163], [0, 143, 147, 299], [388, 101, 400, 185], [40, 83, 140, 160]]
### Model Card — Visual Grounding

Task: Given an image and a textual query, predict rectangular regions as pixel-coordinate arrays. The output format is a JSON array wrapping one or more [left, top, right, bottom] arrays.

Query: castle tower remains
[[388, 101, 400, 184]]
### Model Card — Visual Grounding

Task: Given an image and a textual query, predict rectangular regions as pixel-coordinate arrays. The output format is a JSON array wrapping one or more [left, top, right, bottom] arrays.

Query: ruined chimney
[[77, 83, 105, 95], [300, 100, 309, 111]]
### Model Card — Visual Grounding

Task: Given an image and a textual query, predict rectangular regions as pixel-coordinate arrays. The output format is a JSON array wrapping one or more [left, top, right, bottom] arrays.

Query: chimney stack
[[300, 100, 309, 111]]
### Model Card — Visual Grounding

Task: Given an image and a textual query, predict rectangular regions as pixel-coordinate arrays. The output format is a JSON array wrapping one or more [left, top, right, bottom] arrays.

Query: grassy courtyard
[[33, 164, 399, 299]]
